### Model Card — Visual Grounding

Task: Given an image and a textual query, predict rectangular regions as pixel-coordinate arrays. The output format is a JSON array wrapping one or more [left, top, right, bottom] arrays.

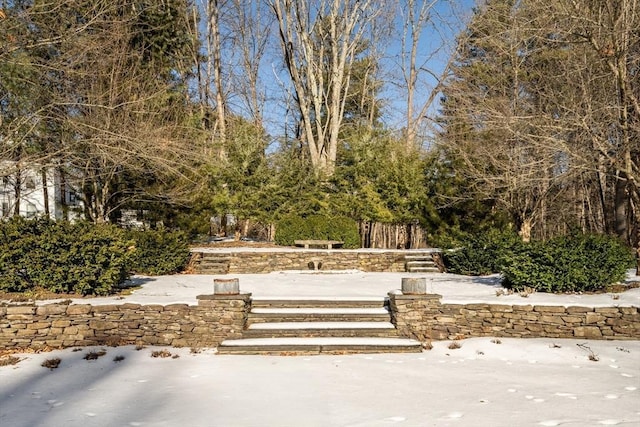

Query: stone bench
[[294, 239, 344, 249]]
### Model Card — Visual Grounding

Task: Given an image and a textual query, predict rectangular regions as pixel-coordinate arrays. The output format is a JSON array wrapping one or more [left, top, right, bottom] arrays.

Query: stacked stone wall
[[389, 294, 640, 341], [3, 292, 637, 351], [0, 294, 250, 351], [195, 251, 409, 273]]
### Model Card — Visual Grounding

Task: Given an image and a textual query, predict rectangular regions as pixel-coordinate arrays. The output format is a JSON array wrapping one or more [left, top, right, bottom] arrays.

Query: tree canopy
[[1, 0, 637, 250]]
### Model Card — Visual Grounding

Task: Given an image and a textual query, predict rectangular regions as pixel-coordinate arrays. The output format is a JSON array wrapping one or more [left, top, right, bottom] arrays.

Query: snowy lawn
[[2, 271, 639, 426], [1, 338, 639, 427]]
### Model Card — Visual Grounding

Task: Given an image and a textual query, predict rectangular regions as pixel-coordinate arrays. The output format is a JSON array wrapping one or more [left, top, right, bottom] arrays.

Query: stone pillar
[[196, 293, 252, 346], [388, 292, 443, 342], [214, 278, 240, 294]]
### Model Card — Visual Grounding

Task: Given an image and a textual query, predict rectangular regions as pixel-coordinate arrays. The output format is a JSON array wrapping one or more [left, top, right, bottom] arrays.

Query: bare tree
[[270, 0, 381, 177], [209, 0, 227, 155], [1, 1, 202, 223], [192, 0, 230, 159], [229, 0, 273, 130], [397, 0, 441, 148], [59, 3, 199, 222], [554, 0, 640, 243], [438, 0, 572, 241]]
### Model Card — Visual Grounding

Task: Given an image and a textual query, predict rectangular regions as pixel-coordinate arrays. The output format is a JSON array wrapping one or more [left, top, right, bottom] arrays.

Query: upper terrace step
[[404, 253, 437, 259]]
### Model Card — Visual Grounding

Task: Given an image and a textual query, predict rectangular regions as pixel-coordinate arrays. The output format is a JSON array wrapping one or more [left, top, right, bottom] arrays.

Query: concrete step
[[218, 297, 422, 355], [251, 297, 387, 309], [404, 254, 436, 260], [405, 261, 436, 267], [199, 260, 231, 265], [199, 261, 231, 266], [217, 337, 423, 355], [244, 321, 399, 338], [247, 307, 391, 324], [200, 254, 232, 259], [406, 267, 440, 273], [198, 271, 229, 275]]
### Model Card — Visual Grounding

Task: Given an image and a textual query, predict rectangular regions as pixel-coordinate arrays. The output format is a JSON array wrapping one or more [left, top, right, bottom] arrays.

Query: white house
[[0, 162, 83, 221]]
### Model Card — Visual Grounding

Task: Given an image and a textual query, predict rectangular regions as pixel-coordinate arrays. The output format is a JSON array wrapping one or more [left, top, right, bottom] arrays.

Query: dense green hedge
[[0, 218, 192, 295], [275, 214, 360, 248], [501, 233, 634, 293], [442, 229, 522, 275], [126, 229, 190, 275], [443, 229, 634, 293], [0, 217, 132, 295]]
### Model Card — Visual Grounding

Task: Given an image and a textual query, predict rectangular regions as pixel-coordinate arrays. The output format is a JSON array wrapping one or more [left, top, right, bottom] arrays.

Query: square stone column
[[196, 293, 252, 345], [388, 292, 443, 342]]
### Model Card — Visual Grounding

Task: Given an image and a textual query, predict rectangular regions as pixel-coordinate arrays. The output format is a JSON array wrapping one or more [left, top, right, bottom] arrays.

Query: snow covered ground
[[1, 338, 639, 427], [35, 270, 640, 307], [2, 270, 639, 426]]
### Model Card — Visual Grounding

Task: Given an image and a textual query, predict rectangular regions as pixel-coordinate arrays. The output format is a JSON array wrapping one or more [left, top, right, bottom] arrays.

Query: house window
[[69, 192, 76, 204], [1, 202, 8, 217], [25, 177, 36, 190], [26, 202, 37, 218]]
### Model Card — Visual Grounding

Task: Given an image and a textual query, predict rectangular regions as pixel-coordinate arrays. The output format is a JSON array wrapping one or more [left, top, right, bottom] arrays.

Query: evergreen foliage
[[0, 218, 132, 295], [444, 230, 634, 293], [126, 229, 191, 275], [501, 233, 634, 293], [443, 229, 522, 276], [275, 214, 360, 248], [331, 131, 428, 223]]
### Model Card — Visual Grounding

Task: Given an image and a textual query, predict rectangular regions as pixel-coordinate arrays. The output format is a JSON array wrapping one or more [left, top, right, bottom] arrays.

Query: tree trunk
[[210, 0, 226, 160], [13, 170, 21, 216], [614, 173, 628, 240], [41, 168, 49, 217], [519, 217, 533, 243]]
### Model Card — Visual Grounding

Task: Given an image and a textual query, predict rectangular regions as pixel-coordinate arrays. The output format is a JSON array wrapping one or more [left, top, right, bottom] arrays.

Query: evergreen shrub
[[126, 229, 190, 275], [275, 214, 360, 248], [443, 229, 522, 275], [0, 217, 132, 295], [501, 233, 634, 293]]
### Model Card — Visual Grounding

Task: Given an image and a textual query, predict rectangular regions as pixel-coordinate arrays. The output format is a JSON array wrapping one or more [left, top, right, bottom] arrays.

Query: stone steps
[[217, 298, 422, 355], [196, 254, 231, 274], [404, 253, 440, 273]]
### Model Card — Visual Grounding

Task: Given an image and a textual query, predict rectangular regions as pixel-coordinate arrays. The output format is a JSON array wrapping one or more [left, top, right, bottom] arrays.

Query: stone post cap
[[401, 277, 427, 295], [214, 278, 240, 295]]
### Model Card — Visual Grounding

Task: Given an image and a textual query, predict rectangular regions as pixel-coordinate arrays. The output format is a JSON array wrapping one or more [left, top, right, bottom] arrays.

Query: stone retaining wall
[[194, 250, 411, 273], [0, 294, 251, 351], [389, 293, 640, 341], [2, 292, 638, 351]]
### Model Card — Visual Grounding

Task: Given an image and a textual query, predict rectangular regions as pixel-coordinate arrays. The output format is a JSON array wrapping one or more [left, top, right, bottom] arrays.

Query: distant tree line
[[0, 0, 637, 250]]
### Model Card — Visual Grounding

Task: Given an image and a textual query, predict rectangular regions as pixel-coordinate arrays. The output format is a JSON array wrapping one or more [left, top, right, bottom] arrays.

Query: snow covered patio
[[46, 270, 640, 307]]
